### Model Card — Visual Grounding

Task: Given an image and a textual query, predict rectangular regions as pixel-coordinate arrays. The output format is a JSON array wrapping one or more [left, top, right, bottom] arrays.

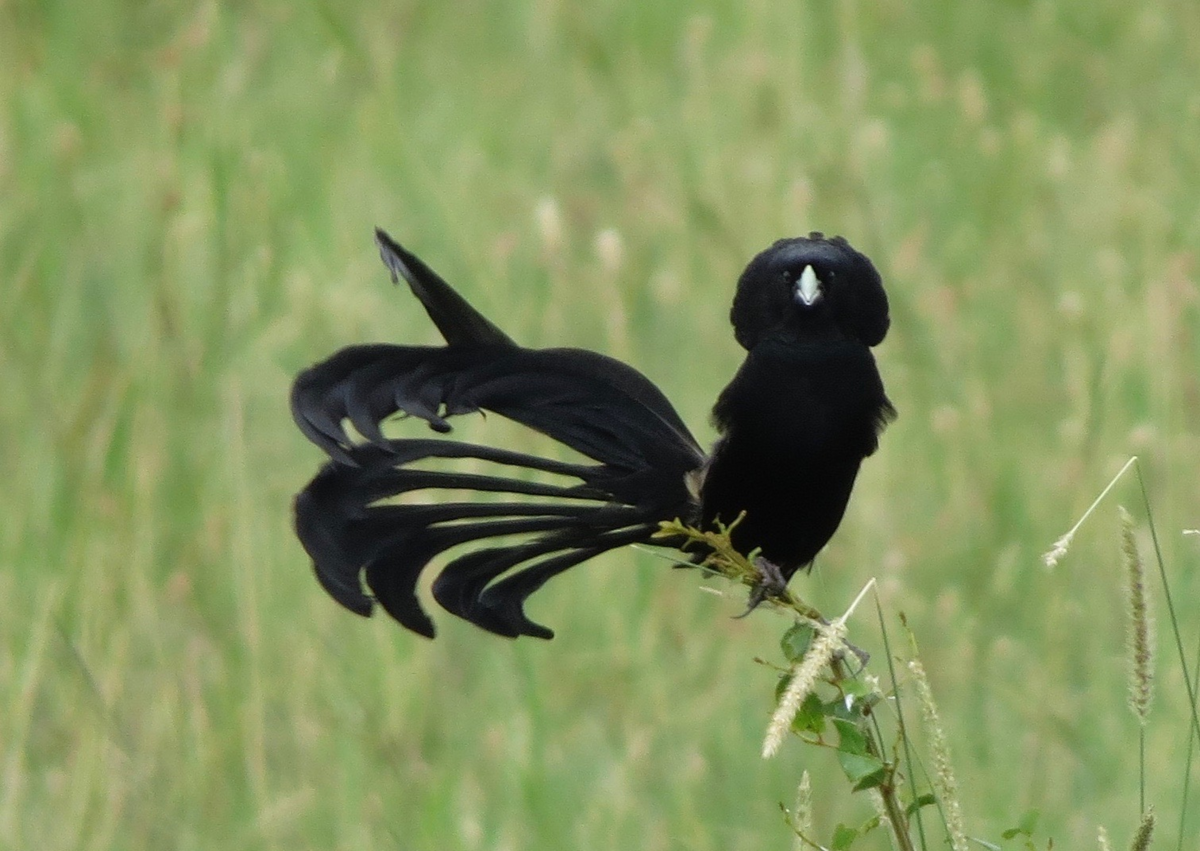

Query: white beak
[[795, 265, 822, 306]]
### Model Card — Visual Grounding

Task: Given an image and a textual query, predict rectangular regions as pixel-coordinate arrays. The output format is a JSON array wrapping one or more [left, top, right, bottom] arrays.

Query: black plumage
[[291, 228, 894, 639]]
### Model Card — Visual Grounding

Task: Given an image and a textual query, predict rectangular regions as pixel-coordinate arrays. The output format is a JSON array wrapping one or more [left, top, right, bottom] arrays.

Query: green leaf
[[792, 691, 826, 735], [781, 623, 815, 662], [831, 824, 859, 850], [840, 678, 883, 713], [832, 716, 887, 789], [835, 676, 883, 715], [775, 672, 791, 703], [832, 717, 868, 756], [838, 751, 887, 790], [841, 678, 872, 699], [905, 793, 937, 816], [852, 768, 889, 792], [828, 693, 866, 722]]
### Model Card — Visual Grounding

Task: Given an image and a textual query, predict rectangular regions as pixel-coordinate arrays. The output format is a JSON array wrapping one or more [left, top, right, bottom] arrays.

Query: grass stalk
[[1119, 505, 1153, 815], [875, 595, 929, 851], [1176, 627, 1200, 850], [1133, 463, 1200, 851]]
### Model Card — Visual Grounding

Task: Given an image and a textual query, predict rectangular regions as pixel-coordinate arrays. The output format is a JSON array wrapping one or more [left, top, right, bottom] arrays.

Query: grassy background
[[3, 0, 1200, 848]]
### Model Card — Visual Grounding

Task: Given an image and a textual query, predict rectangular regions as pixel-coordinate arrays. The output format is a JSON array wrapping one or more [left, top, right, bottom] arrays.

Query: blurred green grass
[[3, 0, 1199, 848]]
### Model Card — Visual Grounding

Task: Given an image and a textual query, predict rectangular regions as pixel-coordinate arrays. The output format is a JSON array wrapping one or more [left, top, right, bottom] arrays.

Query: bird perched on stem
[[292, 228, 895, 639]]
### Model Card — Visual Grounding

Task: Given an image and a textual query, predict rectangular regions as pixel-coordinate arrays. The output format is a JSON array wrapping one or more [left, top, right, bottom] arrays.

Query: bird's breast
[[711, 338, 887, 456], [698, 338, 889, 570]]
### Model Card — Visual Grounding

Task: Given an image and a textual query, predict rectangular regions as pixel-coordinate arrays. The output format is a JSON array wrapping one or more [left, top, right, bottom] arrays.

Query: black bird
[[292, 228, 895, 639]]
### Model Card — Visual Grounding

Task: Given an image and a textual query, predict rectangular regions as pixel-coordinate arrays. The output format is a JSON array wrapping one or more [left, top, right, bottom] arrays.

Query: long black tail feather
[[374, 227, 515, 348], [292, 231, 705, 638], [295, 427, 696, 638]]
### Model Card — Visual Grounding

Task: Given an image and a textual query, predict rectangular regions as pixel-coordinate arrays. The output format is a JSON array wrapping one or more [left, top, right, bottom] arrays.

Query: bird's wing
[[291, 343, 704, 639]]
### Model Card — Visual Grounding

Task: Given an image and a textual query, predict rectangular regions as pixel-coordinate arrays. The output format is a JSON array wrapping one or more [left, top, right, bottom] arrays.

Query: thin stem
[[1177, 621, 1200, 851], [831, 655, 916, 851], [1134, 462, 1199, 851], [1139, 729, 1145, 816], [1135, 464, 1200, 744], [1043, 455, 1138, 566], [656, 516, 825, 622], [876, 597, 929, 851]]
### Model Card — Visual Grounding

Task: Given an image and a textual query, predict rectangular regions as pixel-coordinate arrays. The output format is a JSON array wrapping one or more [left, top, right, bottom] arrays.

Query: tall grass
[[2, 0, 1199, 848]]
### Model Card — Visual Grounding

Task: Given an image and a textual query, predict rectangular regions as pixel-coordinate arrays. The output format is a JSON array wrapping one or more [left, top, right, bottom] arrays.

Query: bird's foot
[[733, 557, 790, 619]]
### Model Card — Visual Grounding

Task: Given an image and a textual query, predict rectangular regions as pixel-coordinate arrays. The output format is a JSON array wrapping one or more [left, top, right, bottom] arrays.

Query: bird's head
[[729, 233, 890, 350]]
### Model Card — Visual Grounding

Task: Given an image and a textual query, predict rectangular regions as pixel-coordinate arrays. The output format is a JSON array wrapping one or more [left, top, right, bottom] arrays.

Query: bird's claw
[[732, 560, 872, 671], [733, 557, 790, 619]]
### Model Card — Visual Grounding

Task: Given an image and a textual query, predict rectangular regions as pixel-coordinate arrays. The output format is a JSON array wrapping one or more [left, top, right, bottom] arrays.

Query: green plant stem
[[655, 517, 825, 622], [831, 656, 916, 851], [1139, 729, 1145, 816], [876, 601, 929, 851], [1135, 464, 1200, 745], [1177, 626, 1200, 851], [877, 778, 917, 851], [1135, 462, 1198, 851]]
